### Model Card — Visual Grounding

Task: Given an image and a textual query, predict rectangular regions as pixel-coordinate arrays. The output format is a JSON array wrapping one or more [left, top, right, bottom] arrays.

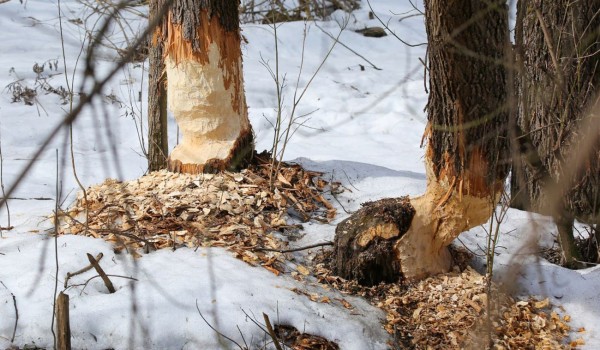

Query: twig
[[0, 123, 9, 234], [196, 300, 244, 350], [255, 241, 333, 253], [58, 0, 89, 236], [0, 281, 18, 343], [236, 325, 249, 350], [72, 274, 137, 295], [534, 9, 563, 87], [86, 253, 116, 293], [64, 252, 103, 288], [366, 0, 426, 47], [240, 308, 269, 335], [263, 313, 283, 350], [314, 22, 382, 70], [0, 0, 175, 212], [330, 191, 352, 214], [51, 149, 60, 349]]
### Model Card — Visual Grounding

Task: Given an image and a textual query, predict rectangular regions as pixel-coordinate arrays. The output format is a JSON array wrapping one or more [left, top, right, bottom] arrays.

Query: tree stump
[[332, 197, 415, 286], [56, 292, 71, 350]]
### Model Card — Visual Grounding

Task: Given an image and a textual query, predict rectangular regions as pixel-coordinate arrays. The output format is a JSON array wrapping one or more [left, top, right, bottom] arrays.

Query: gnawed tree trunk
[[147, 0, 168, 172], [157, 0, 253, 174], [511, 0, 600, 266], [333, 0, 509, 283]]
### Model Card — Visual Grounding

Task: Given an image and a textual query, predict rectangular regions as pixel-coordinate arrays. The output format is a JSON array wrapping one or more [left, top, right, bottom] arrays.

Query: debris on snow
[[58, 162, 336, 272]]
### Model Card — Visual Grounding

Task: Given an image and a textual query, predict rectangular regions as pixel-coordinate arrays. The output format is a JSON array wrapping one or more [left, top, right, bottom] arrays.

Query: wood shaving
[[57, 162, 335, 273], [313, 260, 579, 349]]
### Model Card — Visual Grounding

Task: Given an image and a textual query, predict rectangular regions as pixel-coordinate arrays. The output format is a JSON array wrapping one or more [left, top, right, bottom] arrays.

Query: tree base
[[332, 173, 498, 284], [168, 128, 254, 174]]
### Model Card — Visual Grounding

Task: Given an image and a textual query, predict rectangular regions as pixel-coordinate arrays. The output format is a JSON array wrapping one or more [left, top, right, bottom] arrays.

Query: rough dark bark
[[425, 0, 510, 193], [332, 0, 510, 283], [158, 0, 240, 41], [148, 0, 168, 172], [511, 0, 600, 264], [333, 197, 415, 286]]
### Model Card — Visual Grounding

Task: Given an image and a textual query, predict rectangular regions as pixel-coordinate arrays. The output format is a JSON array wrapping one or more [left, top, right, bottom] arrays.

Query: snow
[[0, 0, 597, 349]]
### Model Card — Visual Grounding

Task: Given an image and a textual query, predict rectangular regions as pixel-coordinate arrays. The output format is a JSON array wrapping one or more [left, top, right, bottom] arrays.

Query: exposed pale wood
[[396, 159, 499, 280], [157, 3, 253, 174], [333, 0, 509, 283]]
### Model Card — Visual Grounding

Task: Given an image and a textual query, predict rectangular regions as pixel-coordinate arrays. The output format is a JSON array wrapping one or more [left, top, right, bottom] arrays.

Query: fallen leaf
[[296, 265, 310, 276]]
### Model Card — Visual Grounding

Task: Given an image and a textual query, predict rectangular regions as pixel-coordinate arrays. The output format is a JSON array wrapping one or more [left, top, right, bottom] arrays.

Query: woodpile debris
[[57, 162, 336, 273], [57, 162, 583, 349], [314, 262, 583, 349]]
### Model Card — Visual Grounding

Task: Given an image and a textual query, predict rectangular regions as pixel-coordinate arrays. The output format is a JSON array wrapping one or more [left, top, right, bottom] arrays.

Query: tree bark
[[157, 0, 254, 174], [333, 0, 509, 283], [147, 0, 168, 172], [511, 0, 600, 265]]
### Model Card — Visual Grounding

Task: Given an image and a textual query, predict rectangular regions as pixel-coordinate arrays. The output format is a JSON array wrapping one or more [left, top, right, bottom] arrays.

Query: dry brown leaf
[[296, 265, 310, 276], [263, 265, 280, 276], [335, 298, 353, 310], [570, 338, 585, 346]]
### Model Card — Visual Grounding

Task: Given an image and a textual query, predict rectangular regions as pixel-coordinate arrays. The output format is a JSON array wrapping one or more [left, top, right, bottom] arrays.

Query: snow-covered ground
[[0, 0, 598, 349]]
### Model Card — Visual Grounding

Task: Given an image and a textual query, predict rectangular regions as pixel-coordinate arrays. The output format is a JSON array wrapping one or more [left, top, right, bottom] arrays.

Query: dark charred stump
[[332, 197, 415, 286]]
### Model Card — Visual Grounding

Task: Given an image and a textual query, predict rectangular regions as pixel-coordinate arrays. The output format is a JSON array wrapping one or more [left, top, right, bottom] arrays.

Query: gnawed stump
[[332, 197, 415, 286]]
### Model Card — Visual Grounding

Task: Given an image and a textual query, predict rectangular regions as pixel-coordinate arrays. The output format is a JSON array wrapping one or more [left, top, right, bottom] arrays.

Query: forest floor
[[0, 0, 598, 349]]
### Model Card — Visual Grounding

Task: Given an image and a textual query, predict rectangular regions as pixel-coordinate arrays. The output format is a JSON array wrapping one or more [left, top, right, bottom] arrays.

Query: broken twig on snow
[[86, 253, 116, 293]]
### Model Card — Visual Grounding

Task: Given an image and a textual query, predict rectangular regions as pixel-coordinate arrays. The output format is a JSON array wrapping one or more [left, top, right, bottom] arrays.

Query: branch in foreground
[[0, 281, 18, 343], [263, 313, 283, 350], [196, 299, 244, 350], [313, 22, 382, 71]]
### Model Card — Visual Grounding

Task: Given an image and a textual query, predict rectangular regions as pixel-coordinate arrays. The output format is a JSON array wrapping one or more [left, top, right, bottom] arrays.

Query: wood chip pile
[[315, 263, 583, 349], [58, 163, 335, 271], [57, 163, 583, 349]]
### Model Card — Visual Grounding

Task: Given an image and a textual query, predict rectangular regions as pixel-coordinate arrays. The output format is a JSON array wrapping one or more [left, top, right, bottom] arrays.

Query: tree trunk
[[333, 0, 509, 283], [157, 0, 253, 174], [147, 0, 168, 172], [511, 0, 600, 266]]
